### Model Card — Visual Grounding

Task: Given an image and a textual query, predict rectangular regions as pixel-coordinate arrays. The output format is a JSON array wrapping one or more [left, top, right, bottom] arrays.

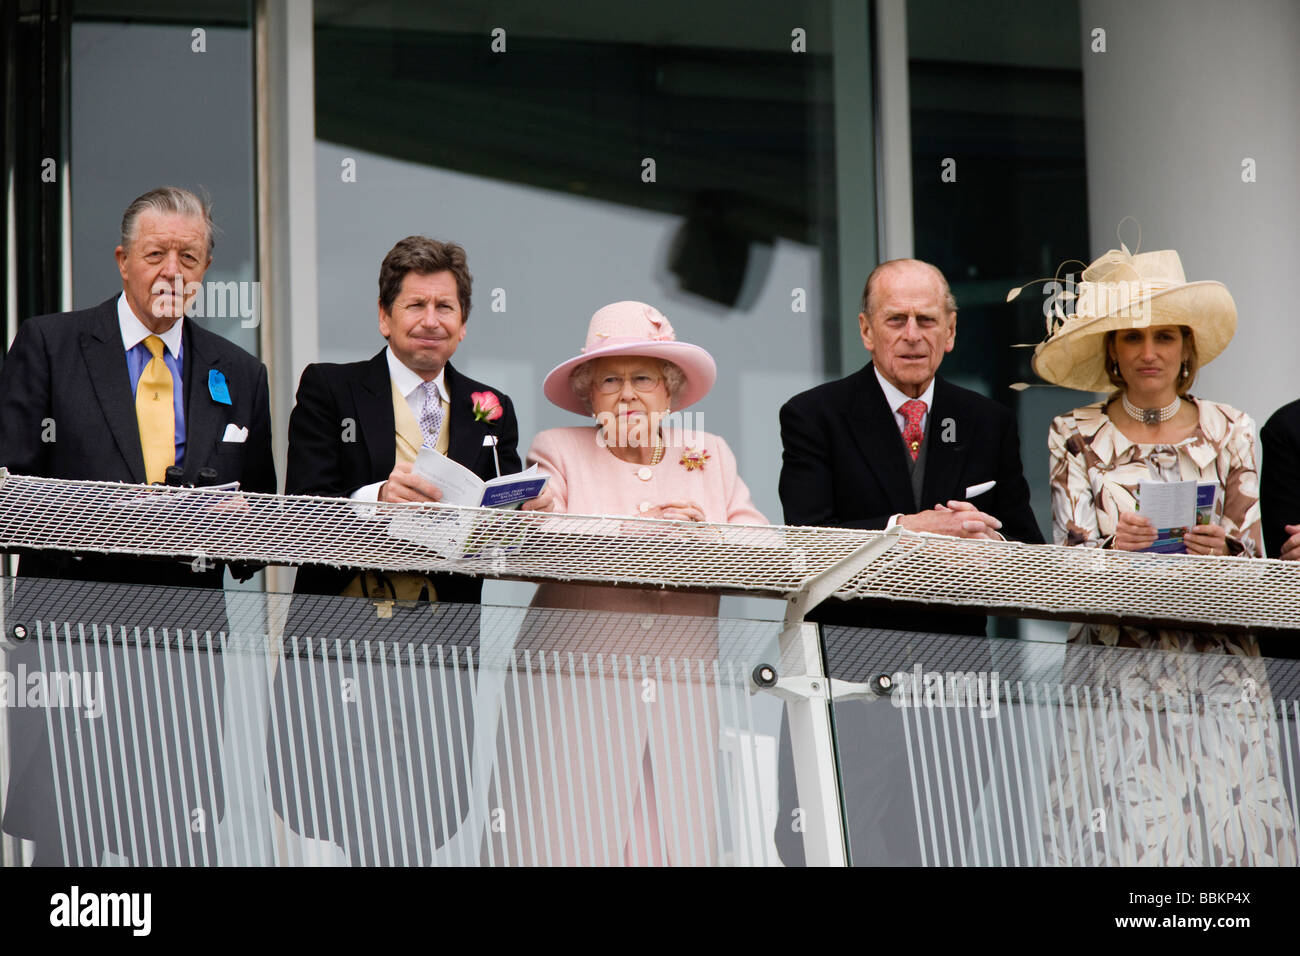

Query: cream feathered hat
[[1014, 243, 1237, 393]]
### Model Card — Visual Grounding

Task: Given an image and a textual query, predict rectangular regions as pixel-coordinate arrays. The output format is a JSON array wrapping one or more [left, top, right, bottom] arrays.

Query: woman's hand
[[648, 500, 706, 522], [617, 500, 709, 537], [1183, 522, 1229, 556], [1113, 510, 1157, 551]]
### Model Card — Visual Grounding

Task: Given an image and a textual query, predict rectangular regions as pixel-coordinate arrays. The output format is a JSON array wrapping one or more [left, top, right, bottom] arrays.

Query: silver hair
[[120, 186, 216, 255], [570, 358, 687, 414], [861, 258, 957, 316]]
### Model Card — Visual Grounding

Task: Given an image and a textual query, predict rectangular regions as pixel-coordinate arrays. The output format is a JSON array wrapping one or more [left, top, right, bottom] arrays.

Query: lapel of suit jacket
[[848, 363, 916, 514], [180, 322, 227, 481], [352, 349, 397, 481], [79, 299, 147, 483], [919, 375, 966, 508], [444, 363, 487, 471]]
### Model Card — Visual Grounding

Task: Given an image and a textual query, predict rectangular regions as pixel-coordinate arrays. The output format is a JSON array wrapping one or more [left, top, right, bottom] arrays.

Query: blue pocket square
[[208, 369, 232, 405]]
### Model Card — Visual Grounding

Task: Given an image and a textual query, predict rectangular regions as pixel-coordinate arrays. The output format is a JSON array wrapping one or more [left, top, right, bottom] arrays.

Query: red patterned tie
[[900, 399, 927, 460]]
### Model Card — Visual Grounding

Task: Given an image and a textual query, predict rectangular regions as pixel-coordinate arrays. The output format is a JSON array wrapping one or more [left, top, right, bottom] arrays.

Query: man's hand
[[1278, 523, 1300, 561], [519, 485, 555, 512], [1183, 522, 1229, 556], [1113, 511, 1157, 551], [378, 461, 443, 503], [899, 500, 1001, 539]]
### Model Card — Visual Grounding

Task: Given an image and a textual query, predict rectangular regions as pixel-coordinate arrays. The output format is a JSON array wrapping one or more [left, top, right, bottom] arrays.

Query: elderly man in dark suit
[[0, 187, 276, 581], [1259, 398, 1300, 660], [775, 258, 1042, 866], [0, 186, 276, 864], [780, 257, 1042, 631], [270, 236, 531, 864]]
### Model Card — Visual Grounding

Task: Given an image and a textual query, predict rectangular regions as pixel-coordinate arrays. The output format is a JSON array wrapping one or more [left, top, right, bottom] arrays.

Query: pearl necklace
[[635, 435, 665, 481], [1122, 393, 1181, 425]]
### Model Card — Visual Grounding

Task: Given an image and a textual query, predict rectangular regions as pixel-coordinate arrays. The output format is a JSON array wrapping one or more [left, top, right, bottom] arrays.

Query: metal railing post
[[763, 530, 901, 866]]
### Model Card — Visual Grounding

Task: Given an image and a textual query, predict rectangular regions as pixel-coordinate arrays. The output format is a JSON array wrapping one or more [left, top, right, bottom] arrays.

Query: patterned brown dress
[[1043, 397, 1296, 865]]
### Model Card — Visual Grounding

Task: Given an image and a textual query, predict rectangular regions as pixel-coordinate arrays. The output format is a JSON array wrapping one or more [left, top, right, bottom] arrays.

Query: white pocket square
[[965, 480, 996, 498], [222, 424, 249, 443]]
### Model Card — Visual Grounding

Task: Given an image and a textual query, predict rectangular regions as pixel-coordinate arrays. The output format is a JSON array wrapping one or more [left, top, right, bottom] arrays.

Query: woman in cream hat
[[1027, 245, 1293, 866], [491, 300, 767, 867], [1036, 246, 1255, 565]]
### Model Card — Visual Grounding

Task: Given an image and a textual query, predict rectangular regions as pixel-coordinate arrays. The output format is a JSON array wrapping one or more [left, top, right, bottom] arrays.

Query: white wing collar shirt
[[349, 346, 450, 503]]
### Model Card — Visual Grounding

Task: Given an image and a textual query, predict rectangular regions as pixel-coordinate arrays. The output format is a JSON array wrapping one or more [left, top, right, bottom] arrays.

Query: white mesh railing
[[819, 626, 1300, 866], [838, 533, 1300, 633], [2, 470, 1298, 632], [1, 582, 791, 867]]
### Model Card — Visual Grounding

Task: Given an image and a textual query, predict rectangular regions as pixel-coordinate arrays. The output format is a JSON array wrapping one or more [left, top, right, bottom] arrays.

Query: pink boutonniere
[[679, 447, 710, 472], [471, 390, 504, 423], [472, 391, 504, 476]]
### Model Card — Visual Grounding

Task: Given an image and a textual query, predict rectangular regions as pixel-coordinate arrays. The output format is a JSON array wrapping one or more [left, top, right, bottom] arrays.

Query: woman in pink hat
[[491, 300, 768, 866], [525, 299, 768, 614]]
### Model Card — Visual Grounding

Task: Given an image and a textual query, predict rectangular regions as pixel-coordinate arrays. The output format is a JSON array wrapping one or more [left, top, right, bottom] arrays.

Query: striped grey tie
[[418, 380, 443, 449]]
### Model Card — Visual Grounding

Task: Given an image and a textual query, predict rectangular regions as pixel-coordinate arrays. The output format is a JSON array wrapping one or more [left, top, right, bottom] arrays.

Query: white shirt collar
[[386, 346, 448, 403], [874, 364, 935, 415], [118, 292, 183, 359]]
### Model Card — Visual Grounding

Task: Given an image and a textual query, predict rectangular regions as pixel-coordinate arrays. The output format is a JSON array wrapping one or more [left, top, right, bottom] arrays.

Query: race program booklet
[[412, 448, 548, 510], [1136, 479, 1219, 554]]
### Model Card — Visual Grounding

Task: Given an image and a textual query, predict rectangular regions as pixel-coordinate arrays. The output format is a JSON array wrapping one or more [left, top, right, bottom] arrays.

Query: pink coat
[[527, 425, 768, 615]]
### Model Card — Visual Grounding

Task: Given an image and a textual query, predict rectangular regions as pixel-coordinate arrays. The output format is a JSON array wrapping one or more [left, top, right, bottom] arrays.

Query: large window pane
[[312, 1, 844, 616], [69, 1, 258, 356]]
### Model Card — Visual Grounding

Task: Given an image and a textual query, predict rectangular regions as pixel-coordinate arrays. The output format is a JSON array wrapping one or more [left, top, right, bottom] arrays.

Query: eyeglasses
[[595, 373, 663, 394]]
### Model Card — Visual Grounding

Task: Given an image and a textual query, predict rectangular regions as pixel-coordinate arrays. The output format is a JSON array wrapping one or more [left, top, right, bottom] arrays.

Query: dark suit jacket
[[1261, 398, 1300, 560], [774, 363, 1044, 866], [0, 296, 273, 862], [1257, 398, 1300, 659], [286, 349, 522, 602], [778, 362, 1043, 633], [0, 296, 276, 587]]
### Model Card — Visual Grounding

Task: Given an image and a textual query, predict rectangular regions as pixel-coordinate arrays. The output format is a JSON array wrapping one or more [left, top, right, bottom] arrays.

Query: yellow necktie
[[135, 334, 175, 484]]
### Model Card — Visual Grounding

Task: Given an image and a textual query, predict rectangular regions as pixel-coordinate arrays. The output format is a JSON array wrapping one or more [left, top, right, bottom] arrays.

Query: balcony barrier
[[0, 472, 1297, 866]]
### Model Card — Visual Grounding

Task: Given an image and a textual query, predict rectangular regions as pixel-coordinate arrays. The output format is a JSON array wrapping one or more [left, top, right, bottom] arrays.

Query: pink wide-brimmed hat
[[542, 301, 717, 415]]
